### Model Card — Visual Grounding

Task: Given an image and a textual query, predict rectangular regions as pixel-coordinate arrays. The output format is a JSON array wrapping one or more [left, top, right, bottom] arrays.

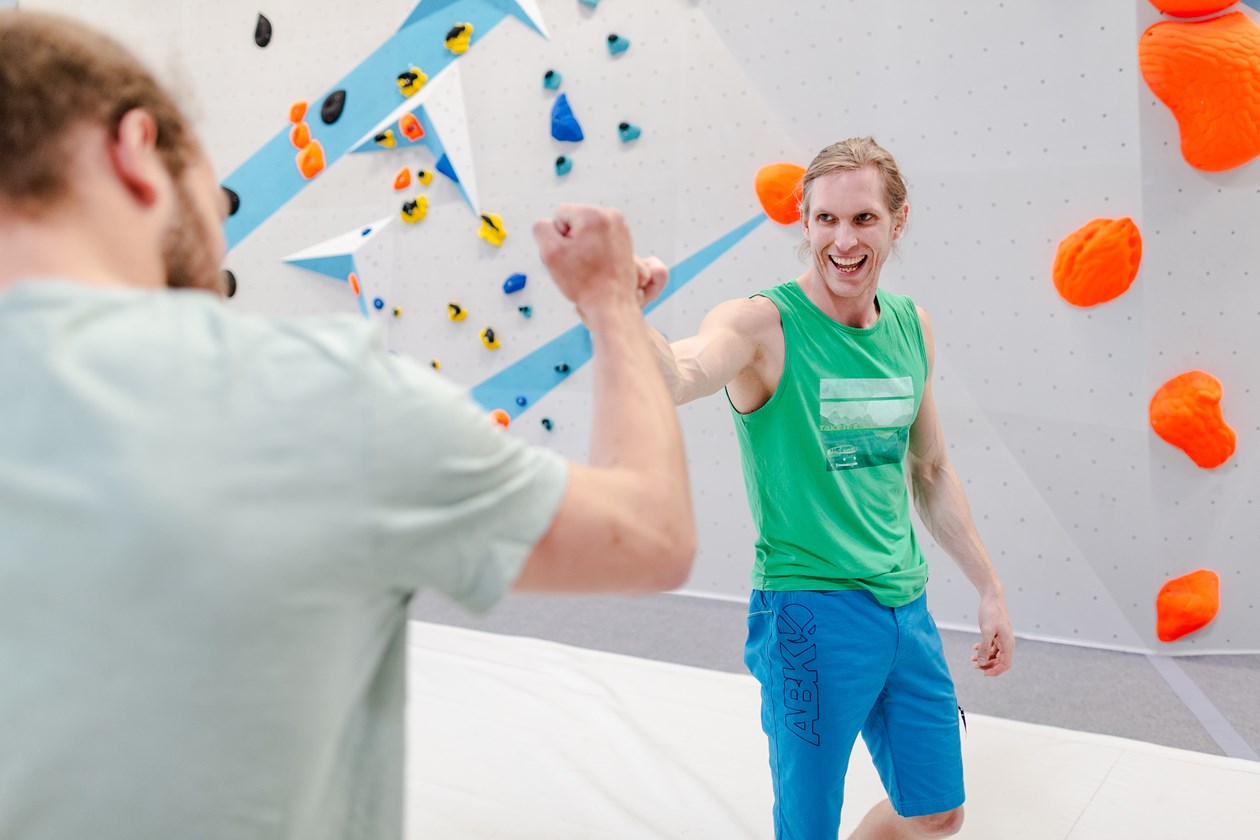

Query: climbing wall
[[20, 0, 1260, 654]]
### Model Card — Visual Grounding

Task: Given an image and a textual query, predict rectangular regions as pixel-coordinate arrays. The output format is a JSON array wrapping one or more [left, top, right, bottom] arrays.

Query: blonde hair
[[799, 137, 908, 220]]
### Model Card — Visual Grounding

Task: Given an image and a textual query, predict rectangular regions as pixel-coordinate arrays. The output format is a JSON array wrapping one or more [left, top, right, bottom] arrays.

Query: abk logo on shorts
[[777, 603, 820, 746]]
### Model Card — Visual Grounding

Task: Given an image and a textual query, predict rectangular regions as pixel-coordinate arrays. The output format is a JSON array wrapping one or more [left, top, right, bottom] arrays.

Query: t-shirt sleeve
[[363, 350, 568, 612]]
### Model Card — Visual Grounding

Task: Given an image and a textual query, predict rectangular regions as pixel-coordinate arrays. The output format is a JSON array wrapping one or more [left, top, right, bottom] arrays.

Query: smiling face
[[801, 165, 908, 303]]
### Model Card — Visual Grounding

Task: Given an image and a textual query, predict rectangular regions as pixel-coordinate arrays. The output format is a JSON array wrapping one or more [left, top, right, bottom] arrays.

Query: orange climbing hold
[[1147, 1, 1235, 17], [289, 100, 308, 124], [1052, 217, 1142, 307], [348, 272, 361, 296], [400, 113, 425, 142], [490, 409, 511, 428], [393, 167, 412, 191], [1150, 371, 1236, 468], [1139, 12, 1260, 171], [290, 121, 311, 150], [755, 163, 806, 225], [1156, 569, 1220, 642], [296, 140, 325, 179]]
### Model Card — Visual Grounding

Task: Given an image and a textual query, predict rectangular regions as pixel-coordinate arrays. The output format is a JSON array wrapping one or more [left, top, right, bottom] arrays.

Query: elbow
[[639, 504, 697, 592]]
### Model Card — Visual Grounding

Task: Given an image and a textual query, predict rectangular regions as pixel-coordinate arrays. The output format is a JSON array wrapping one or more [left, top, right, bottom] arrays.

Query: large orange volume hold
[[1139, 12, 1260, 171], [1150, 371, 1237, 468], [1052, 218, 1142, 307], [1148, 0, 1236, 16], [755, 163, 806, 225], [1156, 569, 1220, 642]]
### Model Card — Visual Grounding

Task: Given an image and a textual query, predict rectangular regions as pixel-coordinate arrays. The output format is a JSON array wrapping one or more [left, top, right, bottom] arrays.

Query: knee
[[909, 806, 964, 837]]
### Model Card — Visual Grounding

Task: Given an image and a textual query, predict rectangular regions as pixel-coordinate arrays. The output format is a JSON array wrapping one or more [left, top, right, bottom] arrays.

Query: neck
[[798, 271, 880, 329], [0, 212, 163, 294]]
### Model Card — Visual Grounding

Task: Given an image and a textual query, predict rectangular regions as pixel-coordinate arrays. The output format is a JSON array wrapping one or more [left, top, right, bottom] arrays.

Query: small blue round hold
[[618, 121, 641, 143], [373, 297, 385, 310], [515, 396, 527, 407], [555, 155, 573, 176], [503, 273, 527, 294], [607, 33, 629, 55], [543, 69, 561, 90]]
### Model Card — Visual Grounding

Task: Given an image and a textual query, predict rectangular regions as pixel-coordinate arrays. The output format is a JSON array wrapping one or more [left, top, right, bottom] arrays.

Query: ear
[[106, 109, 168, 207], [892, 202, 909, 240]]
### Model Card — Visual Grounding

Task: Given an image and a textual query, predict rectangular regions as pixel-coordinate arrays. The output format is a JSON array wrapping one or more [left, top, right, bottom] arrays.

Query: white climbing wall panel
[[19, 0, 1260, 654]]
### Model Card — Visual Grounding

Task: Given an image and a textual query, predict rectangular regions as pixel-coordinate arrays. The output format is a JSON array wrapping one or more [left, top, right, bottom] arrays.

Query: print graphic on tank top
[[819, 377, 915, 471]]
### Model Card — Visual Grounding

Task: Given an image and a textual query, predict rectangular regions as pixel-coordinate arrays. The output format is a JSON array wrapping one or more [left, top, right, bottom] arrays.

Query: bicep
[[514, 463, 689, 593], [669, 299, 765, 399]]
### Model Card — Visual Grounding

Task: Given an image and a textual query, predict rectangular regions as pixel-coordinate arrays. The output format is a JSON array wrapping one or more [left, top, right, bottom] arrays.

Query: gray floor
[[411, 590, 1260, 759]]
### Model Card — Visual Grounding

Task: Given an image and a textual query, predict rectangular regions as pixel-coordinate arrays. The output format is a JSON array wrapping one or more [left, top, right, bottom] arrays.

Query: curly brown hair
[[0, 10, 195, 216]]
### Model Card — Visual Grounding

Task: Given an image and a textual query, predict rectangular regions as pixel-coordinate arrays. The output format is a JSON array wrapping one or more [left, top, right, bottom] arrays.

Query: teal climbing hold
[[555, 155, 573, 176], [543, 69, 561, 90], [607, 34, 629, 55], [518, 305, 533, 318], [618, 121, 641, 142], [551, 94, 584, 143]]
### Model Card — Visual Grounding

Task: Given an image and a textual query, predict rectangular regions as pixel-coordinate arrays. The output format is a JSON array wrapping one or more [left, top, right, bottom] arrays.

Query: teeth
[[831, 255, 865, 267]]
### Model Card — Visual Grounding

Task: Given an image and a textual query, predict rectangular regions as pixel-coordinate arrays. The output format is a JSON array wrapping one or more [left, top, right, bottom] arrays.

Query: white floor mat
[[405, 622, 1260, 839]]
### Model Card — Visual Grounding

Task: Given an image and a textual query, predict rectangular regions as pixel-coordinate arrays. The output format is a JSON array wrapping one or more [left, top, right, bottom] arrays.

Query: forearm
[[911, 460, 1004, 598], [583, 300, 692, 533]]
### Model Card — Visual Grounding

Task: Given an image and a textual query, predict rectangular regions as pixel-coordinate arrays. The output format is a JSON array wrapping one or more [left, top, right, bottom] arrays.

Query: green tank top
[[730, 282, 929, 607]]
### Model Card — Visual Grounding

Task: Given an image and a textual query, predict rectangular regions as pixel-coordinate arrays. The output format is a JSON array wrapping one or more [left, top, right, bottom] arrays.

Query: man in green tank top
[[641, 138, 1015, 839]]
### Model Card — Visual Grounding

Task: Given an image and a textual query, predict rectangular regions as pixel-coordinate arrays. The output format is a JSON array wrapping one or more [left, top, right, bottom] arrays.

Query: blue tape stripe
[[470, 213, 766, 416], [223, 0, 508, 250]]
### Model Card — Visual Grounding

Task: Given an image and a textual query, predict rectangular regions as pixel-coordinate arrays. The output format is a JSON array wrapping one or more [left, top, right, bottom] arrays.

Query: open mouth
[[829, 255, 867, 276]]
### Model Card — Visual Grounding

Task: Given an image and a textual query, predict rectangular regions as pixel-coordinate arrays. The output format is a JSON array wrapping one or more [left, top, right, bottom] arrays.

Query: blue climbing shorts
[[744, 589, 964, 839]]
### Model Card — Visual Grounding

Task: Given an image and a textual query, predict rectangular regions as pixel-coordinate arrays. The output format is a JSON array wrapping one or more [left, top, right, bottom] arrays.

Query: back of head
[[800, 137, 909, 220], [0, 10, 193, 218]]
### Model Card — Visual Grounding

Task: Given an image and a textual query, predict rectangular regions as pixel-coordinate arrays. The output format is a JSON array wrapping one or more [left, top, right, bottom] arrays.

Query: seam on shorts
[[873, 693, 904, 814], [747, 609, 773, 617], [765, 610, 788, 840]]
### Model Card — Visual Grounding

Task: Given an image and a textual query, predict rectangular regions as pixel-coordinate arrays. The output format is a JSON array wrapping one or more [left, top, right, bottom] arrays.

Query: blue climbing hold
[[618, 121, 641, 142], [543, 69, 561, 90], [550, 94, 584, 143], [373, 297, 385, 310], [361, 227, 372, 237], [515, 396, 527, 407], [607, 34, 629, 55], [435, 153, 460, 184], [555, 155, 573, 176], [518, 305, 533, 318], [503, 273, 527, 294]]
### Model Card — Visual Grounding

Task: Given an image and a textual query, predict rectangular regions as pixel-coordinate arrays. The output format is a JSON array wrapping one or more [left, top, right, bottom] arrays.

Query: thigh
[[745, 590, 899, 839], [860, 596, 965, 819]]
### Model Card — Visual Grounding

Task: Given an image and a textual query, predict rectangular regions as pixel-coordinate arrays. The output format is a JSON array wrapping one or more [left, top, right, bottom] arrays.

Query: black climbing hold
[[255, 14, 272, 48], [541, 418, 553, 431], [555, 363, 570, 373], [618, 122, 629, 131], [484, 327, 496, 343], [321, 89, 346, 125], [223, 186, 239, 217], [446, 24, 468, 40], [607, 34, 617, 43], [545, 70, 555, 80], [480, 214, 501, 232], [556, 155, 567, 165], [223, 269, 237, 298]]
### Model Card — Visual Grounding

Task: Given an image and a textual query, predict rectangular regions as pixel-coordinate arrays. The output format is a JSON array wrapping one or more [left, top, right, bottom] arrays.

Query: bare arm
[[513, 207, 695, 593], [907, 305, 1015, 676], [646, 298, 767, 406]]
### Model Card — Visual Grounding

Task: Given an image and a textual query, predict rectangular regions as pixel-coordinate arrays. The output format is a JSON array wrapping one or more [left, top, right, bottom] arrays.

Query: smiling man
[[641, 137, 1015, 839]]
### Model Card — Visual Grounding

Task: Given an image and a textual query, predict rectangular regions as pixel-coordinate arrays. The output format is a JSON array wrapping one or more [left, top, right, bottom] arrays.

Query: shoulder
[[704, 294, 781, 333]]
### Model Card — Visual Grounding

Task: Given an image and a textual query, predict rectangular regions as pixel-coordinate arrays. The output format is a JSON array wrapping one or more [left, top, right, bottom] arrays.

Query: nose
[[833, 223, 859, 251]]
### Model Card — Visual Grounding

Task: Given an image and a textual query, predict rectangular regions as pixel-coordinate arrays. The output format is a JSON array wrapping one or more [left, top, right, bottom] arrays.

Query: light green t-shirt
[[731, 283, 929, 607], [0, 281, 567, 840]]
